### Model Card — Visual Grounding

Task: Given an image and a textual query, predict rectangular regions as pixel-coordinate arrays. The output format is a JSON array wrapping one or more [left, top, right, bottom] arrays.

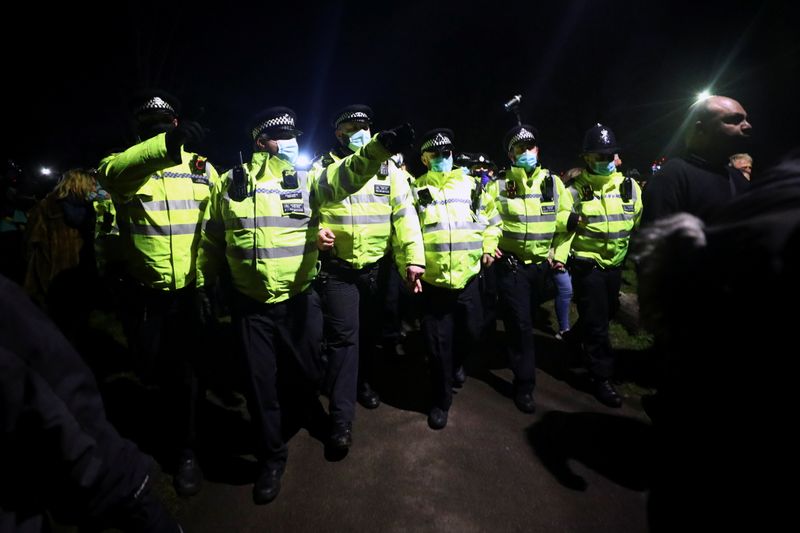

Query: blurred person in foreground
[[633, 152, 800, 531]]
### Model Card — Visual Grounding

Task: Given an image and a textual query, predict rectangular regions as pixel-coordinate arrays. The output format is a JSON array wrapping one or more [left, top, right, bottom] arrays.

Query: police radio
[[229, 151, 248, 202], [621, 176, 633, 202], [417, 187, 433, 206], [471, 181, 483, 214], [540, 172, 554, 202], [282, 170, 299, 189], [621, 169, 638, 202]]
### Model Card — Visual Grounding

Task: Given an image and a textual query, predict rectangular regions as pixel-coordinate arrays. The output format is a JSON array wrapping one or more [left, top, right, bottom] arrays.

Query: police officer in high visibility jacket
[[412, 129, 501, 430], [96, 89, 217, 498], [487, 125, 573, 413], [563, 124, 642, 407], [197, 106, 414, 504], [315, 105, 425, 451]]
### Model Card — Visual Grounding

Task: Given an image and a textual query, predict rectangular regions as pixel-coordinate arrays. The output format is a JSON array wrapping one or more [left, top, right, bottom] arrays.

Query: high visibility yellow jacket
[[564, 170, 643, 268], [197, 137, 392, 303], [487, 165, 574, 264], [316, 150, 424, 269], [97, 133, 218, 290], [412, 169, 501, 289]]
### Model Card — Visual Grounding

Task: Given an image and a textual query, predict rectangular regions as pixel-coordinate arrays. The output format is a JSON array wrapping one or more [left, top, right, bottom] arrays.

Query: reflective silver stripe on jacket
[[422, 221, 486, 233], [226, 241, 316, 260], [576, 227, 632, 239], [348, 194, 390, 204], [140, 199, 202, 211], [124, 222, 201, 236], [322, 214, 391, 225], [424, 241, 483, 252], [225, 216, 318, 229], [502, 230, 555, 241], [585, 213, 638, 223], [503, 214, 556, 223]]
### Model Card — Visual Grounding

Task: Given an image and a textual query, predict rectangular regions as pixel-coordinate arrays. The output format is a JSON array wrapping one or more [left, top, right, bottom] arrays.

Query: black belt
[[568, 256, 622, 271]]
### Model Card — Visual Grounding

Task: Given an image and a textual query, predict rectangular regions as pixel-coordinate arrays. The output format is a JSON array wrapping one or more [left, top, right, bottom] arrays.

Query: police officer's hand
[[552, 260, 566, 272], [482, 253, 496, 267], [406, 264, 425, 294], [165, 120, 206, 162], [377, 123, 415, 154], [195, 286, 214, 326], [317, 228, 335, 251]]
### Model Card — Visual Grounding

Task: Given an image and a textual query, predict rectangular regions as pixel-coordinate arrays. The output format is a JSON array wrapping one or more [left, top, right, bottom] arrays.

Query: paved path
[[167, 335, 653, 533]]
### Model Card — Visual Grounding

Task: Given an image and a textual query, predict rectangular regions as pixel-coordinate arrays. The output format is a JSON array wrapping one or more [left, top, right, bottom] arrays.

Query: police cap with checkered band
[[419, 128, 455, 154], [503, 124, 539, 152], [249, 106, 303, 140], [129, 89, 181, 119], [332, 104, 373, 128]]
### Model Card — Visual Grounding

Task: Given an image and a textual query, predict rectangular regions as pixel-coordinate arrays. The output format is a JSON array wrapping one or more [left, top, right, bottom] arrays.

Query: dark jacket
[[0, 275, 177, 532], [641, 154, 750, 225]]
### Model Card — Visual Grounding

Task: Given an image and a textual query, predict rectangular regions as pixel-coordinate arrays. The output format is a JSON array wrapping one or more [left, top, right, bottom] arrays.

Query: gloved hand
[[377, 123, 415, 154], [165, 120, 206, 162], [195, 286, 214, 326]]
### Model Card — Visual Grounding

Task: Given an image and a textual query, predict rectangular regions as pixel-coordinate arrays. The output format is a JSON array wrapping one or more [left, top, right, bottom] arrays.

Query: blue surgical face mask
[[347, 129, 371, 151], [276, 138, 299, 165], [514, 151, 538, 172], [589, 159, 616, 176], [430, 154, 454, 173]]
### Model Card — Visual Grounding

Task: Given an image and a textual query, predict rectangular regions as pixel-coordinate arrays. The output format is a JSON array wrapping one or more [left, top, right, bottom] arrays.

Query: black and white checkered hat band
[[335, 111, 370, 127], [135, 97, 175, 116], [251, 114, 295, 139], [421, 133, 453, 152], [507, 128, 536, 151]]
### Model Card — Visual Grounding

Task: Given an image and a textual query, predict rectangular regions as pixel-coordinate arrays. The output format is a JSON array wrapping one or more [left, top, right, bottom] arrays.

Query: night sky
[[2, 0, 798, 179]]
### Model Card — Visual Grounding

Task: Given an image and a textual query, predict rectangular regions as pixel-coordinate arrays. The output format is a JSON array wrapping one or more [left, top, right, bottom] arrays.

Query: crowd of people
[[1, 89, 768, 530]]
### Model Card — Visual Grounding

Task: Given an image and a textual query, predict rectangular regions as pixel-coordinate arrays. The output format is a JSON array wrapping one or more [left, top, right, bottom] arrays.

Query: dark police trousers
[[319, 257, 386, 425], [119, 281, 204, 454], [569, 260, 622, 379], [420, 277, 482, 410], [232, 288, 323, 471], [495, 255, 549, 394]]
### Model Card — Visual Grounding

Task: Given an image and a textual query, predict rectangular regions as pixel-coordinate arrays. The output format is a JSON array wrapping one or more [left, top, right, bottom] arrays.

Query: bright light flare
[[695, 89, 712, 104]]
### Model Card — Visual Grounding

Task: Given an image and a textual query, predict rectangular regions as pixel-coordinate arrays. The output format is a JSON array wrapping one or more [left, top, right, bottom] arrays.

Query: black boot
[[513, 390, 536, 414], [592, 378, 623, 408], [253, 467, 283, 505], [357, 383, 380, 409], [173, 449, 203, 497], [329, 421, 353, 450], [427, 407, 449, 430], [453, 365, 466, 389]]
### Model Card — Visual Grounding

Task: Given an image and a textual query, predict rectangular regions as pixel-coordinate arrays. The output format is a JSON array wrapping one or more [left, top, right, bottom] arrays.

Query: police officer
[[197, 107, 413, 503], [411, 129, 501, 429], [96, 89, 217, 497], [563, 124, 642, 407], [315, 105, 425, 451], [488, 124, 573, 413], [467, 153, 500, 342]]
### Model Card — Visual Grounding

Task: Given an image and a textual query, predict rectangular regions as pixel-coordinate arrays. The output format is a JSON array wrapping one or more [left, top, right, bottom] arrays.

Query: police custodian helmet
[[582, 123, 619, 154]]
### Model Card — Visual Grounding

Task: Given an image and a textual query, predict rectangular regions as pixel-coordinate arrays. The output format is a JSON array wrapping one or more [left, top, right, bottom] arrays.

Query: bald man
[[643, 95, 752, 224]]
